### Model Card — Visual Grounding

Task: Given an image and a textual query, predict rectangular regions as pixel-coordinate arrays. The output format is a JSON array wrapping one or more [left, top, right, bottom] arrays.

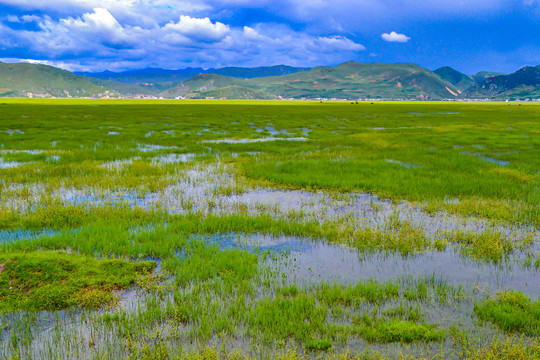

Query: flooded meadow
[[0, 100, 539, 359]]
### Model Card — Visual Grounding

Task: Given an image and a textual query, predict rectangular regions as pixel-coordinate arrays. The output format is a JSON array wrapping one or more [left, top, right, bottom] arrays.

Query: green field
[[0, 100, 539, 359]]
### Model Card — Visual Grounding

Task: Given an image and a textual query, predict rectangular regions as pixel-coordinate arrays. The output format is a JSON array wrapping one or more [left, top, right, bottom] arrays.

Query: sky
[[0, 0, 539, 74]]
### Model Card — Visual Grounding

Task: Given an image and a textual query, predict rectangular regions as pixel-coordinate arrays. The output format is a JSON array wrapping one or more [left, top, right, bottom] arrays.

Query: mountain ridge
[[2, 61, 540, 100], [0, 62, 116, 98], [462, 66, 540, 100]]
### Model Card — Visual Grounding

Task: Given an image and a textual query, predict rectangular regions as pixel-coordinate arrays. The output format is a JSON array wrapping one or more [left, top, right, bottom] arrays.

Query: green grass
[[0, 251, 155, 311], [0, 100, 538, 359], [474, 291, 540, 335], [0, 101, 537, 228]]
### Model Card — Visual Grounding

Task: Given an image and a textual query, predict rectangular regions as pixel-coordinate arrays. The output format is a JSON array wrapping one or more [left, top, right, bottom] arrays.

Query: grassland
[[0, 100, 538, 359]]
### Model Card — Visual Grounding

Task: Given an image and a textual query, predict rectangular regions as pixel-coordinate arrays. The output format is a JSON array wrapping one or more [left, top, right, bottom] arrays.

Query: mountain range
[[1, 61, 539, 100]]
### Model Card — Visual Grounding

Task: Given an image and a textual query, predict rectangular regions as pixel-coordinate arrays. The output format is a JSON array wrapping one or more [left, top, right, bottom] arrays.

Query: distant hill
[[161, 62, 462, 100], [75, 67, 207, 84], [249, 62, 462, 100], [160, 73, 247, 98], [4, 61, 539, 100], [83, 77, 174, 96], [212, 65, 309, 79], [187, 86, 277, 100], [472, 71, 507, 83], [77, 65, 308, 85], [0, 62, 116, 98], [462, 66, 540, 100], [434, 66, 475, 93]]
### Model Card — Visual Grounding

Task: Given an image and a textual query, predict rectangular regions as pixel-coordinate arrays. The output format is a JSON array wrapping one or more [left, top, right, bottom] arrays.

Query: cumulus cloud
[[0, 6, 367, 71], [381, 31, 410, 43], [163, 15, 230, 42]]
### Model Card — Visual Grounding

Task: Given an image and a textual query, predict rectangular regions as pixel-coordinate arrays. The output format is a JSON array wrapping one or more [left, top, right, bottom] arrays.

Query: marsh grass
[[0, 251, 155, 311], [0, 100, 538, 359], [474, 291, 540, 335]]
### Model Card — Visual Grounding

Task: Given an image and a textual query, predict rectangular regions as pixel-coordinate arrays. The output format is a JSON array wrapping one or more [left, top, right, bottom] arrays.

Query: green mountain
[[433, 66, 476, 93], [160, 74, 247, 98], [187, 86, 277, 100], [77, 65, 308, 84], [462, 66, 540, 100], [75, 67, 206, 84], [211, 65, 308, 79], [472, 71, 507, 83], [161, 62, 461, 100], [6, 61, 538, 100], [83, 77, 174, 96], [0, 62, 116, 98], [254, 62, 461, 99]]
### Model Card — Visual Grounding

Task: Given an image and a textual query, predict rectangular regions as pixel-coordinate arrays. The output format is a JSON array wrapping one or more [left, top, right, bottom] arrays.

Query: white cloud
[[163, 15, 230, 42], [314, 36, 366, 51], [0, 7, 368, 71], [381, 31, 410, 43], [21, 15, 42, 22], [62, 8, 121, 31], [6, 15, 20, 23]]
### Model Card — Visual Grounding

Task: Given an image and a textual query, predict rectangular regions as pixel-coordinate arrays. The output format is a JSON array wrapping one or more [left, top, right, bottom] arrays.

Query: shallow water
[[0, 229, 59, 244], [203, 232, 540, 299], [202, 137, 307, 144], [136, 143, 179, 152], [460, 151, 510, 166], [385, 159, 421, 168], [151, 153, 196, 164], [0, 159, 24, 169]]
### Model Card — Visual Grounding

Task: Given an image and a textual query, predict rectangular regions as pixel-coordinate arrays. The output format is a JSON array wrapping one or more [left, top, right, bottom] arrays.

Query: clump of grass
[[350, 220, 432, 255], [354, 316, 445, 344], [474, 290, 540, 335], [305, 339, 333, 352], [315, 280, 400, 306], [424, 197, 539, 226], [447, 229, 518, 263], [165, 238, 259, 288], [0, 250, 155, 311]]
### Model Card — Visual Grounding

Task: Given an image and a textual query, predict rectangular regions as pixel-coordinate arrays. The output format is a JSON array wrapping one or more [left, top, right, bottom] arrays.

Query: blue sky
[[0, 0, 538, 73]]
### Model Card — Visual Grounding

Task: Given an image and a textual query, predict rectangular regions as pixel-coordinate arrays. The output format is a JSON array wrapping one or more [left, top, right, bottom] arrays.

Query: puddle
[[203, 137, 307, 144], [203, 233, 540, 299], [59, 189, 156, 209], [136, 144, 179, 152], [100, 158, 139, 170], [460, 152, 510, 166], [385, 159, 420, 168], [6, 129, 24, 136], [0, 159, 25, 169], [0, 229, 58, 244], [264, 126, 288, 136], [0, 150, 45, 155], [151, 153, 196, 164], [46, 155, 60, 163]]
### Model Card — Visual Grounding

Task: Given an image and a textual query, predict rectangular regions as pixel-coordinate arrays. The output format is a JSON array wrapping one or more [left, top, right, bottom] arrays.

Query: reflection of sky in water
[[201, 232, 540, 299], [460, 151, 510, 166], [0, 229, 59, 244]]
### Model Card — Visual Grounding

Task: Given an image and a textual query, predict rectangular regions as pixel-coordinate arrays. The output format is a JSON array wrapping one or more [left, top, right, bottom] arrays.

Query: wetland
[[0, 100, 539, 359]]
